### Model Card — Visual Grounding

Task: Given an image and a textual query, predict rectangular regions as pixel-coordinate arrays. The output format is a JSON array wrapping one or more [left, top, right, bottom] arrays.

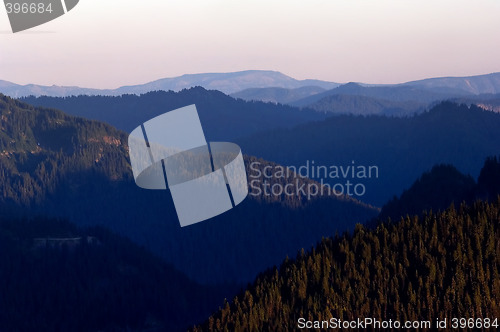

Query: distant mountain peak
[[2, 71, 500, 100], [0, 70, 339, 98], [403, 72, 500, 95], [342, 82, 363, 87]]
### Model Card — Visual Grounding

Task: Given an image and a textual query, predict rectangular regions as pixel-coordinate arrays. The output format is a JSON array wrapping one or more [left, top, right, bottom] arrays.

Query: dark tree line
[[0, 217, 226, 332], [21, 88, 325, 141], [192, 198, 500, 331], [378, 157, 500, 222]]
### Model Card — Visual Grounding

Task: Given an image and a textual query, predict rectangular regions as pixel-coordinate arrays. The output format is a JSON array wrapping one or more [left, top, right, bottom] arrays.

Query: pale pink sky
[[1, 0, 499, 88]]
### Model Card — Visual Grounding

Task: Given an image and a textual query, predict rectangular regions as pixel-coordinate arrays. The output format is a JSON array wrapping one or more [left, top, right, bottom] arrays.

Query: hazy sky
[[1, 0, 499, 88]]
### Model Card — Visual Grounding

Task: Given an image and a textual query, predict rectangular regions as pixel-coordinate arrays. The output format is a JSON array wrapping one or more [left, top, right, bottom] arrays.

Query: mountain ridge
[[0, 70, 340, 98], [237, 101, 500, 206], [291, 82, 473, 108], [404, 72, 500, 94], [230, 86, 327, 104], [21, 88, 327, 137], [192, 197, 500, 331], [0, 216, 224, 332], [0, 93, 378, 284], [2, 70, 500, 99]]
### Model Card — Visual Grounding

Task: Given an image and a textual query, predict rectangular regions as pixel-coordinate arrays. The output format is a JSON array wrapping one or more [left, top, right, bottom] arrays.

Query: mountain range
[[0, 93, 377, 285], [2, 71, 500, 104], [21, 88, 326, 137], [290, 82, 471, 107], [378, 159, 500, 222], [298, 93, 428, 116], [2, 76, 500, 330], [193, 196, 500, 331], [230, 86, 328, 105], [21, 89, 500, 207], [231, 73, 500, 117], [405, 72, 500, 95], [193, 155, 500, 331], [237, 101, 500, 206], [232, 72, 500, 106], [0, 70, 340, 98]]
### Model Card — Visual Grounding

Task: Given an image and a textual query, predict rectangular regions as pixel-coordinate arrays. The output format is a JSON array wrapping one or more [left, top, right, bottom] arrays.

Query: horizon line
[[2, 69, 500, 91]]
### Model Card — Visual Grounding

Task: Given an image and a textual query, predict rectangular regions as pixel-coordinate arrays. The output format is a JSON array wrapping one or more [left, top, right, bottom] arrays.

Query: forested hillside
[[0, 94, 131, 215], [21, 88, 325, 140], [238, 102, 500, 205], [21, 94, 500, 207], [379, 157, 500, 222], [192, 198, 500, 331], [304, 94, 426, 116], [230, 86, 326, 105], [0, 217, 222, 332], [5, 92, 499, 331], [451, 93, 500, 113], [291, 82, 470, 107], [379, 164, 476, 221], [0, 94, 377, 284]]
